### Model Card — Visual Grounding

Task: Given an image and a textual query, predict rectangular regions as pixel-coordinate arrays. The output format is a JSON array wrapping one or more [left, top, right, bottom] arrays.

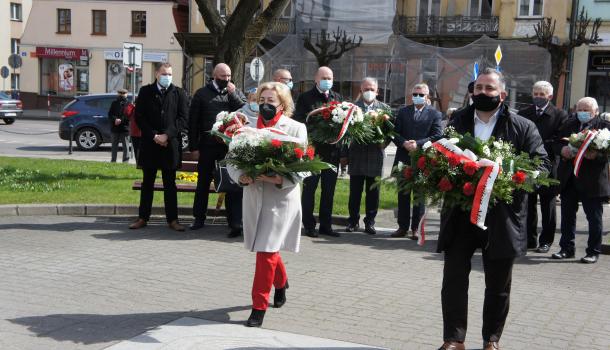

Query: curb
[[0, 204, 350, 226]]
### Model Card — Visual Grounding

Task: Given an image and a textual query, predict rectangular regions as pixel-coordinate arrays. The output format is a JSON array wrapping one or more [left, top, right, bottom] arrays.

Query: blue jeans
[[559, 184, 604, 256]]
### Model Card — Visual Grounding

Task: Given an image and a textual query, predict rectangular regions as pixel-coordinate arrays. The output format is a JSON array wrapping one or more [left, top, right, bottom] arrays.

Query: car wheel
[[180, 132, 189, 150], [76, 127, 101, 151], [3, 118, 15, 125]]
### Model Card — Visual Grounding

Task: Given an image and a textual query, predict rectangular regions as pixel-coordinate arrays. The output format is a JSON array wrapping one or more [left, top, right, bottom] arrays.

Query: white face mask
[[362, 91, 376, 103]]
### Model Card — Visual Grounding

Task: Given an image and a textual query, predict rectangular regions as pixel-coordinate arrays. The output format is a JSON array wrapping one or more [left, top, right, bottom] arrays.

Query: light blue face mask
[[249, 102, 259, 112], [319, 79, 333, 92], [412, 96, 426, 105], [285, 81, 294, 90], [577, 111, 591, 123], [158, 75, 172, 88]]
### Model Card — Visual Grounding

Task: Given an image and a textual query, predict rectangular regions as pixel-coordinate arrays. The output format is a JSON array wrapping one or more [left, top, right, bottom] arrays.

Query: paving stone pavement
[[0, 209, 608, 350]]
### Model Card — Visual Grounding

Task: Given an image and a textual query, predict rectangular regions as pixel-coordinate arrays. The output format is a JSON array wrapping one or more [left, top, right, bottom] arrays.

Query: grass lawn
[[0, 156, 398, 215]]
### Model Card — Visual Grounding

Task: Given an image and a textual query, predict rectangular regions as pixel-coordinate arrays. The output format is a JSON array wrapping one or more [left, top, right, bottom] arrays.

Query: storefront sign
[[591, 54, 610, 70], [104, 50, 168, 63], [36, 47, 88, 60]]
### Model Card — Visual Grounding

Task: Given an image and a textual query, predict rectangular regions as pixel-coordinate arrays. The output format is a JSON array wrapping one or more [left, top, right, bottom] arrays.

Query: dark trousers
[[348, 175, 379, 226], [131, 136, 141, 162], [110, 132, 130, 162], [442, 223, 514, 343], [397, 190, 425, 231], [526, 189, 557, 247], [193, 144, 243, 228], [139, 167, 178, 223], [559, 184, 605, 256], [302, 167, 338, 230]]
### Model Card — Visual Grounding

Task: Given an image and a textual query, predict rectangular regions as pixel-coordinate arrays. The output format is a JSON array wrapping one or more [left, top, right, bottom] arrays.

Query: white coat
[[228, 115, 308, 252]]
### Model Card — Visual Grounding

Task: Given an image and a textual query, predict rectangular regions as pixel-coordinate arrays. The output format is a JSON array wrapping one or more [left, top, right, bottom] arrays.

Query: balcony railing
[[395, 16, 499, 37], [269, 18, 295, 35]]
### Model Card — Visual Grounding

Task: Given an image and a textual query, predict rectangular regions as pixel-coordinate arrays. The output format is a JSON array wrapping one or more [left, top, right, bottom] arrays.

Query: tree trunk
[[548, 46, 568, 106], [214, 45, 247, 89]]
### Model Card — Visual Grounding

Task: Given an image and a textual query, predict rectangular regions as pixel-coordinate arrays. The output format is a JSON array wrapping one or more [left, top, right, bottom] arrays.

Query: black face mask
[[215, 79, 229, 90], [259, 103, 277, 121], [472, 93, 501, 112]]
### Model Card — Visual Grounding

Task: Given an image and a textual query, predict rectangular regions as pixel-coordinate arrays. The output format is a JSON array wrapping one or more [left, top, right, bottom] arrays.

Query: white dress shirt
[[474, 108, 500, 141]]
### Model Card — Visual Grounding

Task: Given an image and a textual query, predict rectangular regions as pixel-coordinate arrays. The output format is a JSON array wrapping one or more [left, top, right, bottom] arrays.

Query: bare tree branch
[[303, 27, 362, 67], [244, 0, 291, 54], [194, 0, 224, 36]]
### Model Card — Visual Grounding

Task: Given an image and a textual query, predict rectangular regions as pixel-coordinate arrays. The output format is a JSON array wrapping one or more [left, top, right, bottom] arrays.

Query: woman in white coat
[[228, 82, 307, 327]]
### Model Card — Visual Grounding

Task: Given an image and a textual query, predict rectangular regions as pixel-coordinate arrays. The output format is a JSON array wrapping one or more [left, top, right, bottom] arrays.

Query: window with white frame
[[519, 0, 543, 17], [282, 0, 293, 18], [10, 38, 19, 54], [469, 0, 493, 17], [10, 3, 22, 21]]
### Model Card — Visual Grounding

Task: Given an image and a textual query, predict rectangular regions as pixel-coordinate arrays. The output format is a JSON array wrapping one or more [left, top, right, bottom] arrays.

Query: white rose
[[531, 170, 540, 179], [482, 145, 491, 157], [422, 141, 432, 150], [449, 138, 459, 144]]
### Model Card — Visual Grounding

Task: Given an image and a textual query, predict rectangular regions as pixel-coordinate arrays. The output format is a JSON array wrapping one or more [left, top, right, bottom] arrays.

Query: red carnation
[[512, 171, 527, 184], [463, 161, 479, 176], [448, 154, 461, 167], [438, 177, 453, 192], [218, 125, 226, 132], [271, 139, 282, 148], [462, 182, 475, 196], [402, 166, 413, 180], [430, 158, 439, 167], [322, 109, 331, 120], [306, 146, 315, 160], [294, 147, 304, 159], [417, 156, 427, 170]]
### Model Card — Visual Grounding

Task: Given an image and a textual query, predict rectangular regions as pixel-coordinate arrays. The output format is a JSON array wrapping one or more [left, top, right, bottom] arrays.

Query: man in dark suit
[[188, 63, 247, 237], [342, 77, 389, 235], [437, 69, 550, 350], [517, 81, 568, 253], [551, 97, 610, 264], [129, 63, 189, 231], [294, 66, 343, 237], [391, 83, 442, 239]]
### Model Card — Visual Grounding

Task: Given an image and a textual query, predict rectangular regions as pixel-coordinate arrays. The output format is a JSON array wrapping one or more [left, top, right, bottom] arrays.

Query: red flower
[[294, 147, 304, 159], [271, 139, 282, 148], [448, 154, 461, 167], [462, 182, 475, 196], [306, 146, 315, 160], [430, 158, 439, 167], [463, 161, 479, 176], [417, 156, 427, 170], [218, 125, 226, 132], [512, 171, 527, 184], [423, 169, 431, 177], [322, 109, 331, 120], [438, 177, 453, 192], [402, 166, 413, 180]]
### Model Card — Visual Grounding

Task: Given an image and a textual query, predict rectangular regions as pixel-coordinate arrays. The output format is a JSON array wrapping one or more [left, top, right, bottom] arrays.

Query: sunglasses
[[412, 93, 426, 97]]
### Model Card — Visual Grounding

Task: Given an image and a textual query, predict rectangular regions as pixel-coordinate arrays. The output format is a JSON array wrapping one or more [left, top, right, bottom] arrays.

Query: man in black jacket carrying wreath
[[188, 63, 247, 237]]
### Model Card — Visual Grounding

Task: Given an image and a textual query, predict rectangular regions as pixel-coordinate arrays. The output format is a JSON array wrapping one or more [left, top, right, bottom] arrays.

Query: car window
[[84, 97, 114, 111], [0, 92, 10, 99]]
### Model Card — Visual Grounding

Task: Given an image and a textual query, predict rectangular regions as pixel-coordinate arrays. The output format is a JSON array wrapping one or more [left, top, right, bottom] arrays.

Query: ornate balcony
[[395, 16, 499, 37]]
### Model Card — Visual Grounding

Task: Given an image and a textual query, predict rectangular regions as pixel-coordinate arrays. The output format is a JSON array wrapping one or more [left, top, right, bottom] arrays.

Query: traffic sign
[[123, 42, 143, 69], [8, 54, 22, 69], [250, 57, 264, 82], [494, 45, 502, 66], [0, 66, 9, 79]]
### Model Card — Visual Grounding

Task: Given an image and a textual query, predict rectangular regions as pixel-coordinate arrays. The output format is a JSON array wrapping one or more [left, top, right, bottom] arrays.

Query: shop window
[[11, 74, 20, 90], [10, 3, 22, 21], [518, 0, 543, 17], [92, 10, 106, 35], [11, 39, 20, 54], [40, 59, 89, 96], [107, 61, 142, 93], [131, 11, 146, 36], [57, 9, 71, 34]]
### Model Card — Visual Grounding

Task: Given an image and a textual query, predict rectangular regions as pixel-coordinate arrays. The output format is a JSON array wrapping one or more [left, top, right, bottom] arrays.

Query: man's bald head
[[213, 63, 231, 80], [315, 66, 333, 84]]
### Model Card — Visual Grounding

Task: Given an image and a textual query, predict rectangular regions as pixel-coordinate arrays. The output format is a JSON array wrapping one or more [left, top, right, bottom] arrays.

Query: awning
[[173, 32, 217, 56]]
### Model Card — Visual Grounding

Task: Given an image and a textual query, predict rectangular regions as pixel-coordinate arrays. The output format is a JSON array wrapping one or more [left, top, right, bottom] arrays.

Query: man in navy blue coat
[[391, 83, 443, 239]]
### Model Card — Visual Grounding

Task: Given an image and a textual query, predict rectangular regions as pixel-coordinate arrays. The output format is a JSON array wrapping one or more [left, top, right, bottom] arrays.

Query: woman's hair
[[256, 82, 294, 117]]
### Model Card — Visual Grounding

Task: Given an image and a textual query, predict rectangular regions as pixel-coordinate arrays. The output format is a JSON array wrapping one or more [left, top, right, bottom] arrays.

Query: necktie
[[161, 88, 166, 95], [414, 110, 421, 120], [536, 109, 543, 117]]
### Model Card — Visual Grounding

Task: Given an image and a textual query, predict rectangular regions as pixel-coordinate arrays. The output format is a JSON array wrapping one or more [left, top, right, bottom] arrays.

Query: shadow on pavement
[[8, 306, 250, 346]]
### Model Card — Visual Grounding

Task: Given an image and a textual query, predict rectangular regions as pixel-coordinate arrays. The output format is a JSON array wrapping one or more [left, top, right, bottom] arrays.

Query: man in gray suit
[[391, 83, 443, 239], [343, 77, 390, 235]]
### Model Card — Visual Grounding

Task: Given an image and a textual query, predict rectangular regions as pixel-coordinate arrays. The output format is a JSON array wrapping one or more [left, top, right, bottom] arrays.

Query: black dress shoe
[[273, 281, 289, 308], [304, 228, 318, 237], [364, 224, 377, 235], [551, 250, 575, 259], [580, 254, 598, 264], [189, 218, 205, 230], [390, 228, 407, 237], [345, 223, 359, 232], [228, 227, 242, 238], [319, 228, 340, 237], [245, 308, 265, 327], [536, 244, 551, 253]]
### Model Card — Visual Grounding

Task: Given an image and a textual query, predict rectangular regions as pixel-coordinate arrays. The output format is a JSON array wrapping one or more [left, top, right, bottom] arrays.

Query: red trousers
[[252, 252, 287, 310]]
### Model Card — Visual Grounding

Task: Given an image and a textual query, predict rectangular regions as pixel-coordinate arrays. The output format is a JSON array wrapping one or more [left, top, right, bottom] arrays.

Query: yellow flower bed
[[177, 172, 198, 183]]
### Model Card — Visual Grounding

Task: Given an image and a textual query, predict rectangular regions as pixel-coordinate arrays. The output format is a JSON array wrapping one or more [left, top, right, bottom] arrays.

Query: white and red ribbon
[[416, 209, 426, 246], [573, 130, 599, 177], [306, 104, 356, 145]]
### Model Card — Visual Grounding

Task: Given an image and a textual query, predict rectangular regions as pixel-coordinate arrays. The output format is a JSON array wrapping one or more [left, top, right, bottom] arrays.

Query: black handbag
[[213, 161, 241, 192]]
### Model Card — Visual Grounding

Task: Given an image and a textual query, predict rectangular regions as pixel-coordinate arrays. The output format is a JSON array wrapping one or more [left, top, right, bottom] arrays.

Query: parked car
[[0, 91, 23, 124], [59, 93, 189, 151]]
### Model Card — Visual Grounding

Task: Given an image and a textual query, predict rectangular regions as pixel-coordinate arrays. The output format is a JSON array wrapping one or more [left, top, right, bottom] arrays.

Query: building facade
[[19, 0, 187, 109], [1, 0, 32, 94]]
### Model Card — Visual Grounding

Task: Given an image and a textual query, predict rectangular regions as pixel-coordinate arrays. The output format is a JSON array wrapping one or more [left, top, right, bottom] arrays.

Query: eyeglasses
[[412, 93, 426, 97], [280, 78, 293, 83]]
